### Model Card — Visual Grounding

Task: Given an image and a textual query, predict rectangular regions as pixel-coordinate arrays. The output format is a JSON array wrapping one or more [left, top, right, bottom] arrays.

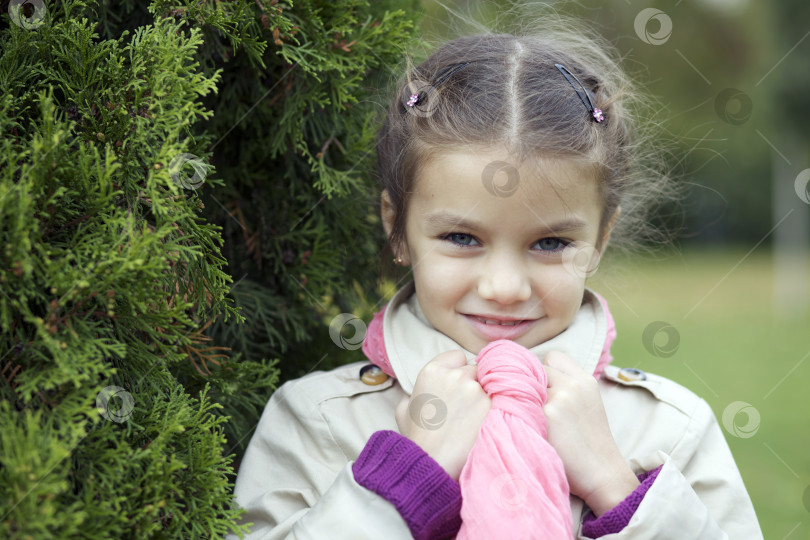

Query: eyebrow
[[423, 212, 588, 236]]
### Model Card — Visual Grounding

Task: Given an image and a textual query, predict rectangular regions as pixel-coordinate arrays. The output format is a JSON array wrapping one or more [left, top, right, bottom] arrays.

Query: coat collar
[[382, 281, 609, 394]]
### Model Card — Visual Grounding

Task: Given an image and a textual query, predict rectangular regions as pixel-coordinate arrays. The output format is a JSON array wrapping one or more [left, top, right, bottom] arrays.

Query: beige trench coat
[[229, 284, 763, 539]]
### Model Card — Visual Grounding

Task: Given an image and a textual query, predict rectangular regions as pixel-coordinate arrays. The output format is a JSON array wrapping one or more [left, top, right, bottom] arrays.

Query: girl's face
[[383, 148, 615, 354]]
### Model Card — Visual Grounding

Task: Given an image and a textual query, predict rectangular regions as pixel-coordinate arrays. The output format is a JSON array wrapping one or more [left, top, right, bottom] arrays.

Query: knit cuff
[[352, 430, 462, 540], [580, 465, 663, 538]]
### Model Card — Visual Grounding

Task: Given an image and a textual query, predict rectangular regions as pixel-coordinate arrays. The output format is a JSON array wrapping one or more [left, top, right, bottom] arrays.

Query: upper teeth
[[480, 318, 520, 326]]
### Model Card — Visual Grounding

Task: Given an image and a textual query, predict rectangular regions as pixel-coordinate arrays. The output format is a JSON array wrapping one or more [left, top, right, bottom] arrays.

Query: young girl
[[229, 27, 763, 540]]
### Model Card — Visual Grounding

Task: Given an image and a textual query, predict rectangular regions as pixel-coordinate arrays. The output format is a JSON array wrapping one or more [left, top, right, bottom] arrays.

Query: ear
[[381, 190, 410, 265], [598, 206, 621, 253], [381, 189, 396, 239]]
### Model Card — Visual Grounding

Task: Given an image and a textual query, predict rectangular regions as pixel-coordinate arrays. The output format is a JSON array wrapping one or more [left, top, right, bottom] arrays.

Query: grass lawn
[[591, 247, 810, 539]]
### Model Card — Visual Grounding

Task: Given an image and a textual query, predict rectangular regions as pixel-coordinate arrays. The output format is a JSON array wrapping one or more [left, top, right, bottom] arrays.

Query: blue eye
[[534, 238, 567, 252], [444, 233, 478, 246]]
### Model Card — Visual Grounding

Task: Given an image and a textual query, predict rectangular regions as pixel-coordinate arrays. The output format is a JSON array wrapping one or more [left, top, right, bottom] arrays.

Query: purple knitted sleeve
[[352, 430, 462, 540], [580, 465, 663, 538]]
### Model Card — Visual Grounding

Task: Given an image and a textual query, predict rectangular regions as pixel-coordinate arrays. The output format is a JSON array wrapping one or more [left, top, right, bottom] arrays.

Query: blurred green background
[[593, 250, 809, 539], [416, 1, 809, 538]]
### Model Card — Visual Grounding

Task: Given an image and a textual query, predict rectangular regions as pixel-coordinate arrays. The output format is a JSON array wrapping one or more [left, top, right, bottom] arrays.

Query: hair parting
[[375, 5, 680, 270]]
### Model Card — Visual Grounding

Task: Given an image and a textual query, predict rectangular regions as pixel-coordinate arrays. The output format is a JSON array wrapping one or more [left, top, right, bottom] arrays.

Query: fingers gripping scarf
[[457, 339, 571, 539], [362, 294, 616, 539]]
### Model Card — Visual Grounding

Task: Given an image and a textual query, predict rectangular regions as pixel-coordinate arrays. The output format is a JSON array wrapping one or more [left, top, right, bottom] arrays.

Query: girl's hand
[[543, 350, 639, 516], [395, 350, 491, 482]]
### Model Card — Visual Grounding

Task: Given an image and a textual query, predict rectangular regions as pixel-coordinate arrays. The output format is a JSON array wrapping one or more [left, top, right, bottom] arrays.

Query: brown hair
[[377, 21, 676, 260]]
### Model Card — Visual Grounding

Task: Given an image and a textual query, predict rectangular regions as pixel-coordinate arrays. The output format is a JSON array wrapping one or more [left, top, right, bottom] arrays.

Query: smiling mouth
[[471, 316, 529, 326], [463, 313, 539, 340], [470, 315, 532, 326]]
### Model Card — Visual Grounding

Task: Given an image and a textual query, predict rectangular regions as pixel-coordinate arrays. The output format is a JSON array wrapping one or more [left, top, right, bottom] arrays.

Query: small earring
[[393, 256, 403, 264]]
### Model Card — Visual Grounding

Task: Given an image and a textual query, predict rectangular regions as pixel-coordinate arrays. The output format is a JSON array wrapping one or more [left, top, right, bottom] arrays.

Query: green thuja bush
[[0, 0, 418, 537], [192, 0, 419, 384]]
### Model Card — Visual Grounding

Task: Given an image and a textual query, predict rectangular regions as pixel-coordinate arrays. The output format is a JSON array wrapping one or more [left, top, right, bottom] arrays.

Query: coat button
[[359, 364, 388, 385], [617, 367, 647, 382]]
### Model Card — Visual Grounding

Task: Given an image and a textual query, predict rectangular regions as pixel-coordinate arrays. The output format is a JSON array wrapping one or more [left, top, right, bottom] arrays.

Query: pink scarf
[[362, 293, 616, 539]]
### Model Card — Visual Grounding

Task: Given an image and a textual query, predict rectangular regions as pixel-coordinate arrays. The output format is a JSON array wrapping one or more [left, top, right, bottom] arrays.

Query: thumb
[[427, 349, 479, 383], [543, 350, 583, 376], [429, 349, 469, 368]]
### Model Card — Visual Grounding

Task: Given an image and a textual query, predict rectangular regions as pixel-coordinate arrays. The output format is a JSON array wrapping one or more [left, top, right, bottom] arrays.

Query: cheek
[[536, 265, 587, 314], [412, 255, 470, 301]]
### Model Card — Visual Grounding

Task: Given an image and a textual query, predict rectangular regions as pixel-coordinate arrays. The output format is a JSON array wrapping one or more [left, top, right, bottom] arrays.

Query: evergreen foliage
[[0, 0, 419, 537]]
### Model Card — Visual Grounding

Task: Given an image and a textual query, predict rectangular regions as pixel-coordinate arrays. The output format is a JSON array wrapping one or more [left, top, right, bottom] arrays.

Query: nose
[[477, 253, 532, 304]]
